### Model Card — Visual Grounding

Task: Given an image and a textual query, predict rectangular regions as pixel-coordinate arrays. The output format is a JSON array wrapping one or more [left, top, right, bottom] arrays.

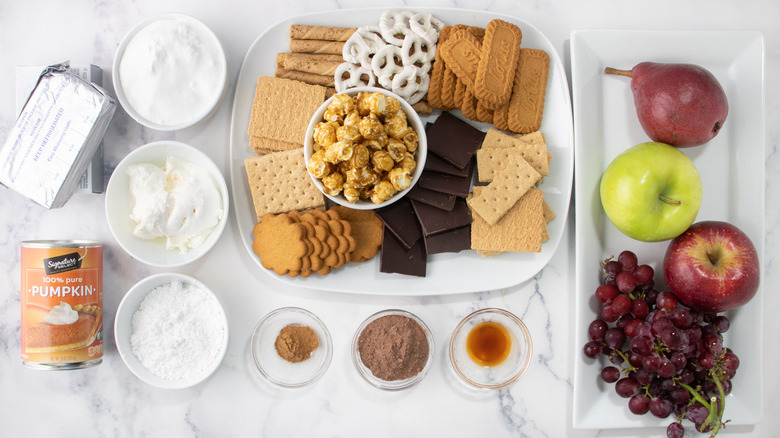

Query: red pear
[[605, 62, 728, 148]]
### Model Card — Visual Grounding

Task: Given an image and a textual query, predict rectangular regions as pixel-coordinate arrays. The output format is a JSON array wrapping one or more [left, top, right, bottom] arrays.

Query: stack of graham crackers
[[244, 76, 328, 220], [428, 19, 550, 133], [468, 128, 555, 254]]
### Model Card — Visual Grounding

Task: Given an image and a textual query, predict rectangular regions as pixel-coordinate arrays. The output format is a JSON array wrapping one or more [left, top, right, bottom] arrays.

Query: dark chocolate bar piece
[[423, 152, 473, 178], [424, 225, 471, 254], [417, 159, 475, 198], [407, 185, 457, 211], [380, 227, 427, 277], [375, 198, 422, 250], [426, 112, 485, 169], [411, 198, 472, 236]]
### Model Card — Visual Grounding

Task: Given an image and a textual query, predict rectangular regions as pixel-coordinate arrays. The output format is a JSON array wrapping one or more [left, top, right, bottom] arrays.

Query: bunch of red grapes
[[583, 250, 740, 437]]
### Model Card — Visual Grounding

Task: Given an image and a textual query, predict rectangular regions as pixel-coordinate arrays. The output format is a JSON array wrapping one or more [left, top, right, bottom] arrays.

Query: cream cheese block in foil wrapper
[[0, 62, 116, 208]]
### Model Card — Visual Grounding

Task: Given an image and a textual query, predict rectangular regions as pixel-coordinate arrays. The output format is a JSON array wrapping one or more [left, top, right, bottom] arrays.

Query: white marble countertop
[[1, 1, 777, 437]]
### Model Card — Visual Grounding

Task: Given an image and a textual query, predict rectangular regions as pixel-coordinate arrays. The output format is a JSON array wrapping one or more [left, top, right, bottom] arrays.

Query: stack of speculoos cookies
[[245, 13, 556, 279]]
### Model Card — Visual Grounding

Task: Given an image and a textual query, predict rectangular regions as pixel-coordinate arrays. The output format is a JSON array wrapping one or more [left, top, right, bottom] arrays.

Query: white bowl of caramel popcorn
[[304, 87, 427, 210]]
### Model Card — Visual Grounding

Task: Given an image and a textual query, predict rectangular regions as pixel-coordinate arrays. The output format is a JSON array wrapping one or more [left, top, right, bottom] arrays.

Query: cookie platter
[[229, 8, 574, 295]]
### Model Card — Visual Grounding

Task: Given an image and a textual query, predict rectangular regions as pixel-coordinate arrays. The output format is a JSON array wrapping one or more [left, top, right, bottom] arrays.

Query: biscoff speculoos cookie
[[507, 48, 550, 133], [474, 19, 523, 109]]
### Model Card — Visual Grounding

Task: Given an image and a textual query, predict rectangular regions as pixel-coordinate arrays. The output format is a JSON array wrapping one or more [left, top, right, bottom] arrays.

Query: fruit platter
[[571, 30, 764, 433]]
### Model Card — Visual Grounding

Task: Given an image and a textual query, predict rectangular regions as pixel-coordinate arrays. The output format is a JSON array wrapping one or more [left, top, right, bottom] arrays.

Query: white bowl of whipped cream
[[112, 14, 228, 131], [106, 141, 229, 267]]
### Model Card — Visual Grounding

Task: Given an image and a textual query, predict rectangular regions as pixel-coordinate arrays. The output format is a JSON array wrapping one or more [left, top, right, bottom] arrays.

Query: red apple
[[663, 221, 760, 313]]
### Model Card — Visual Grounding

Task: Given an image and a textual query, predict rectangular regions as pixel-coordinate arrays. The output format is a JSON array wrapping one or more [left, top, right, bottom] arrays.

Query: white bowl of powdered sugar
[[115, 273, 229, 389]]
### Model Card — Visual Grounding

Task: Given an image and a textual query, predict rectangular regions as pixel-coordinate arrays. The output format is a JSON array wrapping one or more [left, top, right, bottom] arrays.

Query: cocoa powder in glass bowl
[[352, 309, 434, 390]]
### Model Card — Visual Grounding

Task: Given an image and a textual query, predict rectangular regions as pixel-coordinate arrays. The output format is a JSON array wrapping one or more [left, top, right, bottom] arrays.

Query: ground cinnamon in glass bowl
[[352, 309, 434, 390], [251, 307, 332, 388]]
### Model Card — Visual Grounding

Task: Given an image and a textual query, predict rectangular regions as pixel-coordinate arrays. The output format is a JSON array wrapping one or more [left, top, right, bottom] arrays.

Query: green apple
[[600, 142, 702, 242]]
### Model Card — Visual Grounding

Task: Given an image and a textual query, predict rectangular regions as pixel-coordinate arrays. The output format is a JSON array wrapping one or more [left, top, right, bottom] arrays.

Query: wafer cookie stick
[[280, 54, 341, 76], [279, 52, 344, 63], [290, 39, 345, 55], [276, 67, 336, 87], [290, 25, 356, 41]]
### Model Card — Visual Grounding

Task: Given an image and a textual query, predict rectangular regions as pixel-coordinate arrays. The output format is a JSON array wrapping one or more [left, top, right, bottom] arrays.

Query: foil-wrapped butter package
[[0, 63, 116, 208]]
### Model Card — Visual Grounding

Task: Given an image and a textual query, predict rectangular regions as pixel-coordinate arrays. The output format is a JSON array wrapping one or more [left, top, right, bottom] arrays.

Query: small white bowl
[[105, 141, 229, 267], [114, 273, 229, 389], [113, 14, 228, 131], [303, 86, 427, 210]]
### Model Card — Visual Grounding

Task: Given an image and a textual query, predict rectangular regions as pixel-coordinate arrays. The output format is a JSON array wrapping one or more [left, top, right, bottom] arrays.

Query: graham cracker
[[477, 129, 549, 181], [245, 149, 325, 221], [250, 135, 302, 155], [469, 186, 545, 253], [247, 76, 326, 144], [466, 149, 541, 225], [542, 198, 556, 223]]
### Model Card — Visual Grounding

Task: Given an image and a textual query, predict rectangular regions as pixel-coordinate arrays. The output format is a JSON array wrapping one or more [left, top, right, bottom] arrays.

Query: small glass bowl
[[251, 307, 333, 388], [352, 309, 434, 391], [449, 308, 533, 390]]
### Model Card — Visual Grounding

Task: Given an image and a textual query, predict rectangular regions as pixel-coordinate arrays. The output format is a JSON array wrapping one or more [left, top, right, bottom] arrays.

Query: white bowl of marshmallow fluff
[[112, 14, 229, 131], [115, 273, 229, 389], [105, 141, 229, 267]]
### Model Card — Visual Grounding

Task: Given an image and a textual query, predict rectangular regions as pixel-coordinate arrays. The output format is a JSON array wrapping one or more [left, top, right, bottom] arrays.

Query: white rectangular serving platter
[[229, 8, 574, 295], [571, 30, 764, 429]]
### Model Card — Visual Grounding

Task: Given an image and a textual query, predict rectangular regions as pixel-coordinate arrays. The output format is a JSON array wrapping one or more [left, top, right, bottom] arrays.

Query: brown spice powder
[[357, 314, 429, 381], [275, 324, 319, 363]]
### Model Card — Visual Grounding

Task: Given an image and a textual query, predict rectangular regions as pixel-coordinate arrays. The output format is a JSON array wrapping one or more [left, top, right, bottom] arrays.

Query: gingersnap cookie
[[252, 213, 312, 276], [474, 19, 523, 109], [331, 205, 384, 263], [507, 48, 550, 133]]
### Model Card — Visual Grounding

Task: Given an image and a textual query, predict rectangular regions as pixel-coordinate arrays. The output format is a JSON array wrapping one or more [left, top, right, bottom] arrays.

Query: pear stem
[[658, 194, 682, 205], [604, 67, 633, 78]]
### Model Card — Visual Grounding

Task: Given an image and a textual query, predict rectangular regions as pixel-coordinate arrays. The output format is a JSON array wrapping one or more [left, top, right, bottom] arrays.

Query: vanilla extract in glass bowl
[[449, 308, 533, 389]]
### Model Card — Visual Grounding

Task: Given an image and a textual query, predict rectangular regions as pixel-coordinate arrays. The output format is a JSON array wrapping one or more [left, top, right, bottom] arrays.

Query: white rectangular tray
[[571, 29, 764, 429]]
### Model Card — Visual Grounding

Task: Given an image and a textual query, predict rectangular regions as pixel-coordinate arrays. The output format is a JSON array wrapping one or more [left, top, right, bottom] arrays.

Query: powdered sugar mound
[[130, 280, 226, 381]]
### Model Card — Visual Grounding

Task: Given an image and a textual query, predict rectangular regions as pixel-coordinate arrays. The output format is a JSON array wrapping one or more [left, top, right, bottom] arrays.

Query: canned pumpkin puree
[[20, 240, 103, 369]]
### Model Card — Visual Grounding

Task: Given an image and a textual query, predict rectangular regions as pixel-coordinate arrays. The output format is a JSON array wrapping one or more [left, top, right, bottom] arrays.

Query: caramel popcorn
[[308, 91, 420, 204]]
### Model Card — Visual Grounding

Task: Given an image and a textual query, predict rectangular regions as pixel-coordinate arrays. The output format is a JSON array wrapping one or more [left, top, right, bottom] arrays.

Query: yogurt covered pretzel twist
[[409, 13, 445, 45], [378, 10, 414, 47], [334, 62, 376, 92]]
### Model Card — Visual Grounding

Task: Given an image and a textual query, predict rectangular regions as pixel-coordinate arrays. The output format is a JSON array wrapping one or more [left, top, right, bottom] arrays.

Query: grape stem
[[678, 376, 728, 437]]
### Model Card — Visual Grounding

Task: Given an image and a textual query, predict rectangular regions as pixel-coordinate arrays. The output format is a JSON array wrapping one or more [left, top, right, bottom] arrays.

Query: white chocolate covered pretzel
[[391, 65, 429, 104], [334, 62, 376, 92], [371, 45, 405, 90], [409, 13, 445, 45], [379, 10, 414, 47]]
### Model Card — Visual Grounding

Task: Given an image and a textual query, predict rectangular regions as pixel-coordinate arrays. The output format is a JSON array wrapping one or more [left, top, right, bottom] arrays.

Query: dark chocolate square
[[407, 185, 457, 211], [417, 159, 475, 198], [411, 198, 472, 236], [380, 227, 427, 277], [375, 198, 422, 250], [423, 152, 473, 178], [424, 225, 472, 254], [426, 112, 485, 169]]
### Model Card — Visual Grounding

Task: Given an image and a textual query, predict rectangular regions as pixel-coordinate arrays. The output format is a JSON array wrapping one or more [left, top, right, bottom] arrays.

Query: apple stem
[[658, 194, 682, 205], [604, 67, 633, 78]]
